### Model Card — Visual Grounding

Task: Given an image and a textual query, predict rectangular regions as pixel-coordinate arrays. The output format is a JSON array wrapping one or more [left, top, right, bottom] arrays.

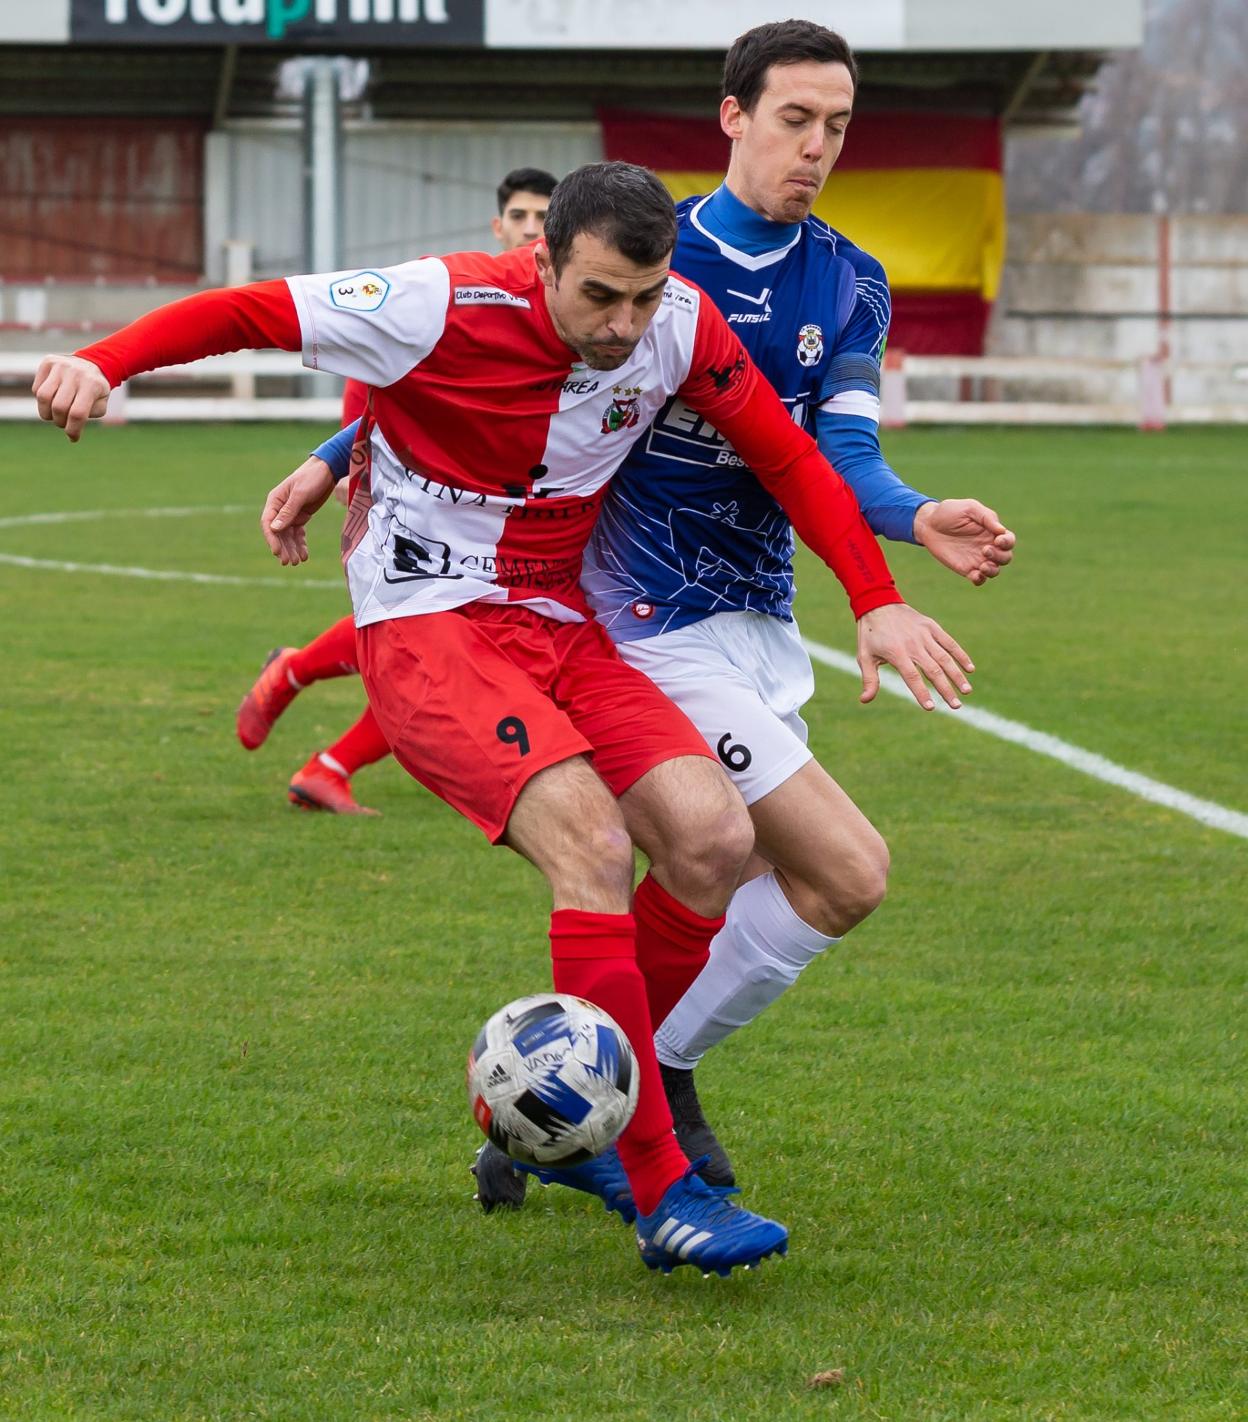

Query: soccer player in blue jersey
[[568, 19, 1016, 1188]]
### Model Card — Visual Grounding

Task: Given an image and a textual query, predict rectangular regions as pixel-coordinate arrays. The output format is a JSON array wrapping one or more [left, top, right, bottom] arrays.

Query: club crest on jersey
[[330, 272, 390, 312], [601, 386, 642, 434], [796, 323, 824, 367]]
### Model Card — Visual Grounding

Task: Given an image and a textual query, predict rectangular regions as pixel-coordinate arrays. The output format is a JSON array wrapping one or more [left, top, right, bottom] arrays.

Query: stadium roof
[[0, 0, 1141, 129], [0, 46, 1126, 129]]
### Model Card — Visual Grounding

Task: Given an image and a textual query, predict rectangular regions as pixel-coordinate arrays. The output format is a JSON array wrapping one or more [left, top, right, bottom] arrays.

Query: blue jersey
[[582, 185, 918, 641]]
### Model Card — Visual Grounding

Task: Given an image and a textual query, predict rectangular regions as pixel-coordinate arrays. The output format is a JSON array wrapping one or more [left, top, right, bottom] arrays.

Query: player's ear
[[721, 95, 745, 141], [533, 243, 556, 288], [491, 215, 504, 243]]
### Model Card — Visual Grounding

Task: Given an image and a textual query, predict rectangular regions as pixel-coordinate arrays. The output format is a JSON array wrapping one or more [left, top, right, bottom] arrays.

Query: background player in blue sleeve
[[575, 21, 1017, 1189]]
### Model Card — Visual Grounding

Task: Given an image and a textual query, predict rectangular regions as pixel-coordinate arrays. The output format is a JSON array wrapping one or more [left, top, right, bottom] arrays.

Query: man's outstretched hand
[[261, 456, 336, 565], [913, 499, 1016, 586], [32, 355, 111, 442], [857, 603, 974, 711]]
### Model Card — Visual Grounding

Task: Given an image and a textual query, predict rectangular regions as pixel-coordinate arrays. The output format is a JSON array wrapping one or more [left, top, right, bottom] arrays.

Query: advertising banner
[[70, 0, 484, 46]]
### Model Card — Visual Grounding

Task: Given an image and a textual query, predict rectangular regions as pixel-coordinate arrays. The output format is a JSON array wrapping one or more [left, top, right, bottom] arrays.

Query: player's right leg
[[236, 613, 358, 749], [507, 760, 786, 1273], [353, 614, 674, 1204]]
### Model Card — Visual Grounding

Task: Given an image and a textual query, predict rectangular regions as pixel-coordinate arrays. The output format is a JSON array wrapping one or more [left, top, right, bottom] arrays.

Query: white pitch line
[[0, 551, 343, 590], [0, 504, 253, 531], [0, 504, 343, 589], [802, 637, 1248, 842]]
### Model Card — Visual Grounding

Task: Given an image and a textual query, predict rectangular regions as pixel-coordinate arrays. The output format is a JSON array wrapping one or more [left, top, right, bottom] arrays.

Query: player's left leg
[[617, 610, 883, 1183], [288, 705, 391, 815], [655, 758, 888, 1072]]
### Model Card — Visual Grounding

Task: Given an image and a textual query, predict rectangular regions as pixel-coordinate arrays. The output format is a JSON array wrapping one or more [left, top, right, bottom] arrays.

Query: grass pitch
[[1, 423, 1245, 1421]]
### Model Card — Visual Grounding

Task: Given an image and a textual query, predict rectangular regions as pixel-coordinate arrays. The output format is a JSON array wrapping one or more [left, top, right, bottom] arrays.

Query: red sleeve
[[75, 280, 302, 389], [341, 379, 370, 426], [678, 297, 903, 620]]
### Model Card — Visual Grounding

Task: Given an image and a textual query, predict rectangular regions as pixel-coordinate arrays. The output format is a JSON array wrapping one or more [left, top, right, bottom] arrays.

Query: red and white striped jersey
[[78, 245, 900, 626]]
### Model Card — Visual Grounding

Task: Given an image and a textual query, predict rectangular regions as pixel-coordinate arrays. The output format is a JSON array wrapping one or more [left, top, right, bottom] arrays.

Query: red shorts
[[356, 603, 714, 842]]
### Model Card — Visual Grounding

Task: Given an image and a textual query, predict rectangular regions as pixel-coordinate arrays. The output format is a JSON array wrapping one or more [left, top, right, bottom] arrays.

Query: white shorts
[[614, 610, 815, 805]]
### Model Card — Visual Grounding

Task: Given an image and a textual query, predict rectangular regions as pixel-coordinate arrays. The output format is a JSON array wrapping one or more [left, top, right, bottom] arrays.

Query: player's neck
[[704, 181, 801, 256]]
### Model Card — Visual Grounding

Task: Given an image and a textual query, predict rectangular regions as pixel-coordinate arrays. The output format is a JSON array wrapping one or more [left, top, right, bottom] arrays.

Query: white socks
[[654, 871, 838, 1070]]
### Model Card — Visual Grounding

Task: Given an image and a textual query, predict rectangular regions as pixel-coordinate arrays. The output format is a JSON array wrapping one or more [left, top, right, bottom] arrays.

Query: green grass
[[1, 423, 1245, 1421]]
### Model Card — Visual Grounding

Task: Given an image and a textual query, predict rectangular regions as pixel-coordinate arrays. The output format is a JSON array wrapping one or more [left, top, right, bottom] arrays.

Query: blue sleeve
[[815, 408, 932, 544], [813, 250, 931, 543], [312, 418, 361, 482]]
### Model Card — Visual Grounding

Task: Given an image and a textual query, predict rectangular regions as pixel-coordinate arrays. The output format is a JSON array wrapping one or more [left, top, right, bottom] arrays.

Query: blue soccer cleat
[[636, 1160, 788, 1276], [471, 1143, 528, 1213], [515, 1145, 638, 1225]]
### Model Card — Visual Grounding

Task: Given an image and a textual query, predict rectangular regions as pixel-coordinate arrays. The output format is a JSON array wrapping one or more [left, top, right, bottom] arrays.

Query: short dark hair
[[722, 20, 858, 115], [542, 162, 677, 275], [496, 167, 558, 213]]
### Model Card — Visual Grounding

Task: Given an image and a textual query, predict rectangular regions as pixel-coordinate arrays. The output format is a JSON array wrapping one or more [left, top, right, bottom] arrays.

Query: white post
[[1137, 356, 1166, 431], [302, 58, 343, 403], [303, 58, 343, 277], [880, 347, 907, 429]]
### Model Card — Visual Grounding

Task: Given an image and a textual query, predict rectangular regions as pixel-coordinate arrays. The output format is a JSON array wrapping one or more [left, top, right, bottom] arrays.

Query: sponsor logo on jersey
[[330, 272, 390, 312], [796, 323, 824, 366], [631, 601, 655, 620], [643, 393, 807, 469], [727, 286, 772, 325], [529, 375, 601, 395], [601, 386, 643, 434], [453, 286, 532, 308], [663, 284, 696, 312]]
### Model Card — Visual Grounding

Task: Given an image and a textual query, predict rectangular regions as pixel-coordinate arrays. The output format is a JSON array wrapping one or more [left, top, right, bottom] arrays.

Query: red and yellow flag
[[599, 110, 1004, 355]]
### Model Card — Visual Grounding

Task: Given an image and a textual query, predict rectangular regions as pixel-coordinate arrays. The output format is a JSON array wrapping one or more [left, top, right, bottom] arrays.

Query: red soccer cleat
[[237, 648, 299, 750], [288, 755, 380, 816]]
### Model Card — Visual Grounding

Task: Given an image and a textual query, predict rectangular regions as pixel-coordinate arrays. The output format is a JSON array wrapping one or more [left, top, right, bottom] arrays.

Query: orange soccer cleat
[[288, 754, 380, 816], [236, 648, 300, 750]]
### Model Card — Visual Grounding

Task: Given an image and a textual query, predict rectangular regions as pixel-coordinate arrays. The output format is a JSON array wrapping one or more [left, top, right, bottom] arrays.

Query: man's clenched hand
[[32, 355, 111, 442]]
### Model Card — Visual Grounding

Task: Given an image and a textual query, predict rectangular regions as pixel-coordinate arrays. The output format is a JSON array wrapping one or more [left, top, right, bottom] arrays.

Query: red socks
[[632, 872, 725, 1034], [287, 614, 358, 685], [322, 706, 391, 777], [549, 909, 689, 1216]]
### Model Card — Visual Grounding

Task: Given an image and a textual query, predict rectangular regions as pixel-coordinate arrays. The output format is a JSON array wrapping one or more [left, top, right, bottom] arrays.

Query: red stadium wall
[[599, 109, 1005, 356], [0, 119, 205, 281]]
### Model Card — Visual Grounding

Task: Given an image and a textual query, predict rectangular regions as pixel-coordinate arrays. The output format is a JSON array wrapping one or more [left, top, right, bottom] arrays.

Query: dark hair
[[496, 166, 558, 213], [722, 20, 858, 114], [542, 162, 677, 274]]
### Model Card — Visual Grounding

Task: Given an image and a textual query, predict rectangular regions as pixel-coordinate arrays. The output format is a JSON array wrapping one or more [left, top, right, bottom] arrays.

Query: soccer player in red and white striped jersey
[[34, 162, 971, 1275]]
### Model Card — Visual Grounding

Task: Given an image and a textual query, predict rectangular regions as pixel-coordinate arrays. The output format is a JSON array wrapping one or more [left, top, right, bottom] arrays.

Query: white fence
[[882, 353, 1248, 428], [0, 351, 341, 424]]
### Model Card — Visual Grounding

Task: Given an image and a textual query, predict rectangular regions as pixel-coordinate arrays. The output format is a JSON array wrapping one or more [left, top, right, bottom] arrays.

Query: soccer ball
[[466, 994, 639, 1167]]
